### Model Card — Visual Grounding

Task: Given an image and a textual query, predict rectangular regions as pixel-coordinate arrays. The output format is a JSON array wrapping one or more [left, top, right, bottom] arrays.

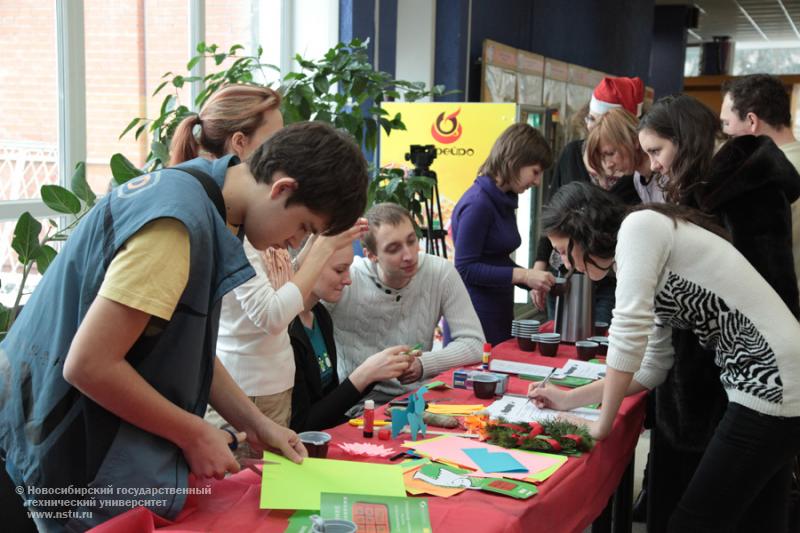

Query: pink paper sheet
[[405, 436, 564, 480]]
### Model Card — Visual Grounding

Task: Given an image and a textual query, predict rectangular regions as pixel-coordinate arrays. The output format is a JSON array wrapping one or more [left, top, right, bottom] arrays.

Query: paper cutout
[[403, 466, 468, 498], [259, 452, 406, 510], [336, 442, 397, 458], [391, 386, 428, 440], [476, 476, 538, 499], [462, 448, 529, 474], [402, 436, 563, 480], [404, 462, 538, 500]]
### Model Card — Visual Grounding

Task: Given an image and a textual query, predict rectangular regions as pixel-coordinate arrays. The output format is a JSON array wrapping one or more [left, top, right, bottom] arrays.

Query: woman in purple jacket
[[451, 123, 555, 345]]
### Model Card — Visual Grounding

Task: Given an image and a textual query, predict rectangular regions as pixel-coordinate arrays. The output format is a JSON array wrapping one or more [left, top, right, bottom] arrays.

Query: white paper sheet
[[489, 359, 554, 377], [552, 359, 606, 381], [485, 395, 601, 423]]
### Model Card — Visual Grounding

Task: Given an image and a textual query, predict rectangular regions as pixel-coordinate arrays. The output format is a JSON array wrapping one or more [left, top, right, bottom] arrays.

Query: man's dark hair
[[722, 74, 791, 129], [247, 121, 369, 235], [362, 202, 414, 253]]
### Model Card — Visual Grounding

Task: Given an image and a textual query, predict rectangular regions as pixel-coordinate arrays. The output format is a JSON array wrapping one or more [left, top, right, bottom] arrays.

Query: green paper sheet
[[260, 452, 407, 510], [320, 492, 432, 533]]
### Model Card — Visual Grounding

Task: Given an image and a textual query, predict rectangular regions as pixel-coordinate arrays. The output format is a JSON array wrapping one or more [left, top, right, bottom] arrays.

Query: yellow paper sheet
[[425, 404, 486, 415], [259, 452, 406, 510]]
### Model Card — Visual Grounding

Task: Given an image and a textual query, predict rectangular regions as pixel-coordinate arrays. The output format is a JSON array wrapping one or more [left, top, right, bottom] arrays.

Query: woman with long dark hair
[[529, 182, 800, 532], [636, 94, 800, 529]]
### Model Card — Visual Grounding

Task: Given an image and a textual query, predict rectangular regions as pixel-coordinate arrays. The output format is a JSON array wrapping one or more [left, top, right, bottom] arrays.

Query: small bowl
[[576, 340, 599, 361], [472, 374, 500, 399], [588, 336, 609, 355], [538, 340, 559, 357], [516, 336, 537, 352], [298, 431, 332, 458], [593, 321, 610, 336], [550, 277, 570, 297], [534, 333, 561, 342]]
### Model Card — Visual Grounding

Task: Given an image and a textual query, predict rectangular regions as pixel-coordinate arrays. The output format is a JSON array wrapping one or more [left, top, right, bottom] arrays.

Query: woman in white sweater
[[529, 182, 800, 532]]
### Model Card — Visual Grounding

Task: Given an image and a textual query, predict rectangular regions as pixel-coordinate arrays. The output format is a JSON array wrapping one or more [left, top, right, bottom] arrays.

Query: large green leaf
[[41, 185, 81, 214], [70, 161, 96, 207], [151, 141, 170, 165], [110, 153, 144, 185], [34, 244, 58, 275], [11, 212, 42, 263]]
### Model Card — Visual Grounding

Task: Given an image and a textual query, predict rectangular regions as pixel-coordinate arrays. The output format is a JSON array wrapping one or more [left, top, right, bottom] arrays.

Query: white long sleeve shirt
[[608, 210, 800, 417], [327, 253, 485, 404], [216, 239, 304, 396]]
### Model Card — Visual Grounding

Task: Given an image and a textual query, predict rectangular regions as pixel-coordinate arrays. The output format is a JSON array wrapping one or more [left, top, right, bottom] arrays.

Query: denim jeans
[[668, 402, 800, 533]]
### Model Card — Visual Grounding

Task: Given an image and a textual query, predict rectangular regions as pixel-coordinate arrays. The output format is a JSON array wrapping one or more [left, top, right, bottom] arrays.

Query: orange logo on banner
[[431, 108, 463, 144]]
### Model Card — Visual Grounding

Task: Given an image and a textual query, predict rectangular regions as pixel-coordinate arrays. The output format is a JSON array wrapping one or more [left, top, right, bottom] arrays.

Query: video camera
[[404, 144, 437, 172]]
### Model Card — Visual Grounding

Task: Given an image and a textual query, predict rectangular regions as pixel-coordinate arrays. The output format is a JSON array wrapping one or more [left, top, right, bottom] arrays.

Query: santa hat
[[589, 77, 644, 117]]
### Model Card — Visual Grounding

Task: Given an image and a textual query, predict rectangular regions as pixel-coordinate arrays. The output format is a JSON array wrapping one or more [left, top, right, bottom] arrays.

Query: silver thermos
[[554, 272, 594, 343]]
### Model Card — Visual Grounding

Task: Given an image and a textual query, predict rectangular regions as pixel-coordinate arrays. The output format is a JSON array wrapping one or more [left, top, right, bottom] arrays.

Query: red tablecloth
[[90, 338, 646, 533]]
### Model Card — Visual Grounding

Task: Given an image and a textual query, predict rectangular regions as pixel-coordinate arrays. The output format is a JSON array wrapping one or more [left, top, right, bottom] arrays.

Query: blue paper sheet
[[462, 448, 529, 474]]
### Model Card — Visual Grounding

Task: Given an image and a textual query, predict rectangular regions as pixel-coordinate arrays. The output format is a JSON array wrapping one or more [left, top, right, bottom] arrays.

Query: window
[[0, 1, 59, 297]]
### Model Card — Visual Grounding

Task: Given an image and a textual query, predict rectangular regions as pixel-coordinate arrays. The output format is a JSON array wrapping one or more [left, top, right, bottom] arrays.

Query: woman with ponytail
[[169, 84, 283, 165], [529, 182, 800, 532], [170, 85, 364, 444]]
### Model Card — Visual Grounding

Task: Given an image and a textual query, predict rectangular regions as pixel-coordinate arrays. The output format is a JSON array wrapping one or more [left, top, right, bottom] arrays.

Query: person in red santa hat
[[532, 76, 646, 321]]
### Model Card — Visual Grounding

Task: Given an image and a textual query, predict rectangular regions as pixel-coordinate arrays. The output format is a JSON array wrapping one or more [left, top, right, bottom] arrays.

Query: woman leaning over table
[[635, 94, 800, 530], [451, 123, 555, 346], [529, 182, 800, 533]]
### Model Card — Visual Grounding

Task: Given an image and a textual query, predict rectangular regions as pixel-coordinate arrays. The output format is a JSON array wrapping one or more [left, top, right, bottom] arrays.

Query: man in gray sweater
[[327, 203, 485, 405]]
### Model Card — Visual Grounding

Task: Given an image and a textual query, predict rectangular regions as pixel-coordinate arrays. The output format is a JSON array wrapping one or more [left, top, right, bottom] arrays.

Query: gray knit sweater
[[327, 253, 485, 403]]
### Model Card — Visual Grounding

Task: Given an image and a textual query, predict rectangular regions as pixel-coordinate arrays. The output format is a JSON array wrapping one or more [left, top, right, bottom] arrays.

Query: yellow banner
[[380, 102, 517, 222]]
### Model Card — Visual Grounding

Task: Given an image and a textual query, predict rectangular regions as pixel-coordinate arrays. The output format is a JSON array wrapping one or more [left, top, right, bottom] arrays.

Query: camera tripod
[[405, 145, 448, 258]]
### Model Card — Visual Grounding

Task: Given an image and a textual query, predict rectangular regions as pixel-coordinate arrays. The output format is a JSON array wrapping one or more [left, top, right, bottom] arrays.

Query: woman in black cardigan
[[289, 245, 413, 432]]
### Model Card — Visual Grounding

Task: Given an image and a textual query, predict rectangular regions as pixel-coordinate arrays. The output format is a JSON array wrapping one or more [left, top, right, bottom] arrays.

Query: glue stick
[[363, 400, 375, 438], [481, 342, 492, 370]]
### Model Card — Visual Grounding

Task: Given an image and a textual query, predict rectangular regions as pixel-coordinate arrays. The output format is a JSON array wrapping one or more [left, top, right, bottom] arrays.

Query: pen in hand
[[538, 368, 557, 389], [529, 368, 557, 406]]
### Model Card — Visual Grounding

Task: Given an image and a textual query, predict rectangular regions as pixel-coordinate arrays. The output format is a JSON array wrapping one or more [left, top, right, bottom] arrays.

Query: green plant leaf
[[119, 117, 142, 139], [11, 212, 42, 263], [151, 141, 170, 165], [214, 53, 227, 65], [187, 55, 202, 71], [152, 80, 169, 96], [70, 162, 96, 207], [34, 244, 57, 275], [171, 75, 185, 88], [110, 153, 144, 185], [41, 185, 81, 214]]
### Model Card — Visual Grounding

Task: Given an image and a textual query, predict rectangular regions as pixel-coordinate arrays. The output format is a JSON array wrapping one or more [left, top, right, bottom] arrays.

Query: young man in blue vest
[[0, 121, 368, 530]]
